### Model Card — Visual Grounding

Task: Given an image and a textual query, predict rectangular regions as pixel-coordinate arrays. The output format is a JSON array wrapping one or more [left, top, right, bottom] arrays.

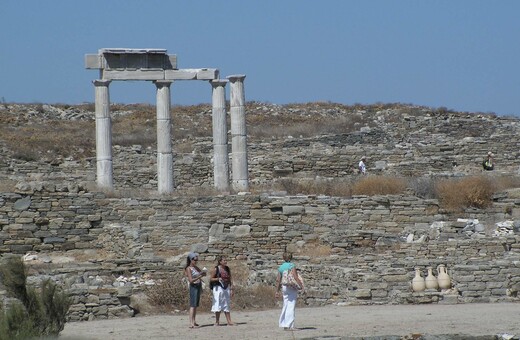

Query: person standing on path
[[185, 252, 206, 328], [209, 256, 235, 326], [483, 151, 494, 171], [358, 156, 367, 175], [275, 252, 303, 331]]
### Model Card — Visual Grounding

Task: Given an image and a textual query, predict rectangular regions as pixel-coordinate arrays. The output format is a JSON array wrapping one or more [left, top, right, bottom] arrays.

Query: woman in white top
[[209, 256, 234, 326]]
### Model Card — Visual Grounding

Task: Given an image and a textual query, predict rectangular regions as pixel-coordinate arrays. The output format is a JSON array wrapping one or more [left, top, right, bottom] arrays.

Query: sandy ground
[[59, 303, 520, 340]]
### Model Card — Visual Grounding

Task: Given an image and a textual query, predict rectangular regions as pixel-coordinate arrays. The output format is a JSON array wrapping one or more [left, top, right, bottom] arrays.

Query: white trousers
[[279, 285, 298, 328], [211, 285, 231, 313]]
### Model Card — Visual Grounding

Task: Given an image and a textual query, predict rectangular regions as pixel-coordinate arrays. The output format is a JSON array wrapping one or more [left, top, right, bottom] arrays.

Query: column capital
[[226, 74, 246, 83], [210, 79, 229, 87], [93, 79, 111, 87], [154, 80, 173, 88]]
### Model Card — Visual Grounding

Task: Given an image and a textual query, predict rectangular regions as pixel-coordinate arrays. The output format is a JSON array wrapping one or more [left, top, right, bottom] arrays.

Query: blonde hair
[[282, 252, 293, 262]]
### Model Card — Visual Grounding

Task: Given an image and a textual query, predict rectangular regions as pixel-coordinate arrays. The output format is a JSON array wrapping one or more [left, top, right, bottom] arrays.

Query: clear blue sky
[[2, 1, 519, 116]]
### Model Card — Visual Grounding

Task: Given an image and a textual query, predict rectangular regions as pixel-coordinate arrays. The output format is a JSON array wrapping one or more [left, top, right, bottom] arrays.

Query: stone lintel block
[[102, 69, 165, 81], [85, 54, 102, 69], [164, 68, 219, 80], [196, 68, 219, 80], [165, 69, 197, 80], [169, 55, 177, 68]]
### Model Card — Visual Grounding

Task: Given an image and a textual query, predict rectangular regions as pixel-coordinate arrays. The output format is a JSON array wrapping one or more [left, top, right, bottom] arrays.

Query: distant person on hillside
[[483, 152, 494, 171], [358, 156, 367, 175]]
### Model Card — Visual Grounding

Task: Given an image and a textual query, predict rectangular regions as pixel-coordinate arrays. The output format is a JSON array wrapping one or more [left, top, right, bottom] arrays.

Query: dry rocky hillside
[[1, 102, 519, 190], [1, 101, 520, 322]]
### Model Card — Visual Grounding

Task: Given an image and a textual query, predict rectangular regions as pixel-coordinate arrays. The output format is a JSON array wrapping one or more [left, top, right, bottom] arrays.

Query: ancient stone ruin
[[85, 48, 249, 193], [1, 99, 520, 321]]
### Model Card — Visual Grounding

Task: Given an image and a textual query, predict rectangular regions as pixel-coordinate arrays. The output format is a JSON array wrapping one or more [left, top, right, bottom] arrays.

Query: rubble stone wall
[[1, 188, 520, 320]]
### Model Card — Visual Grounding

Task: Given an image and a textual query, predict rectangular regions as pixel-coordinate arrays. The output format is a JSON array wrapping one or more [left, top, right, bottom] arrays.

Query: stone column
[[155, 80, 174, 193], [93, 79, 113, 189], [211, 79, 230, 192], [227, 74, 249, 192]]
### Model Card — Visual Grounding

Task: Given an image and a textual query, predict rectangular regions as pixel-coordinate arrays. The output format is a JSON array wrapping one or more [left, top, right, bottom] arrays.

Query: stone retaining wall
[[1, 188, 520, 320]]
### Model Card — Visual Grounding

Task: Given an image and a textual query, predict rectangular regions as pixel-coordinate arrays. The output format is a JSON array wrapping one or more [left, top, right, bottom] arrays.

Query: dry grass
[[493, 175, 520, 191], [1, 121, 95, 161], [145, 263, 277, 312], [435, 176, 495, 212], [275, 178, 352, 196], [0, 101, 387, 160], [351, 176, 407, 196]]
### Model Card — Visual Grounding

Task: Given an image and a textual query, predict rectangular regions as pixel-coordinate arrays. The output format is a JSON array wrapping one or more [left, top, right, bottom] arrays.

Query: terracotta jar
[[425, 267, 439, 290], [437, 264, 451, 289], [412, 267, 426, 292]]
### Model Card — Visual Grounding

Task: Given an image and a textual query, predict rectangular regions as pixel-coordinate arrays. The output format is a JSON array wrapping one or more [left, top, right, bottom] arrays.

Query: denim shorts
[[189, 283, 202, 307]]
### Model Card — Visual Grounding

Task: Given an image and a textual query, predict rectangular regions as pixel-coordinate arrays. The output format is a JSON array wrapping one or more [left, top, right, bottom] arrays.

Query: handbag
[[281, 269, 303, 291]]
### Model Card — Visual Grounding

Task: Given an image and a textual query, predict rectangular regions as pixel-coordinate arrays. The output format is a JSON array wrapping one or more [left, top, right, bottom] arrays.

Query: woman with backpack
[[209, 256, 234, 326], [275, 252, 304, 331]]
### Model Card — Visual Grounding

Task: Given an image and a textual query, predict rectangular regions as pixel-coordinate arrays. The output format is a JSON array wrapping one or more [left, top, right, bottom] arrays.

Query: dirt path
[[60, 303, 520, 339]]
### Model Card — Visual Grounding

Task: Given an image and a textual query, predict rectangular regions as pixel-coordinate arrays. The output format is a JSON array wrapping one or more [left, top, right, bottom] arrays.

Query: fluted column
[[93, 79, 113, 189], [227, 74, 248, 192], [155, 80, 174, 193], [211, 79, 230, 192]]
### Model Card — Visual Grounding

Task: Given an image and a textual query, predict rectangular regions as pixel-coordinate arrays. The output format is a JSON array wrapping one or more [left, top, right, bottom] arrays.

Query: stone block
[[268, 226, 285, 232], [282, 205, 304, 215], [230, 225, 251, 237], [352, 289, 371, 298]]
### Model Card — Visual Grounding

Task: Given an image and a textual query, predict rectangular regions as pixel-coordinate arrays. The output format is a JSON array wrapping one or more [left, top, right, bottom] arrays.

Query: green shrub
[[0, 257, 70, 339], [0, 302, 39, 340]]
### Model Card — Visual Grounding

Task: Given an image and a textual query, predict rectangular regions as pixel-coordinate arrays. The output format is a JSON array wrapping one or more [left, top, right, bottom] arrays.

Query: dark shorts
[[189, 283, 202, 307]]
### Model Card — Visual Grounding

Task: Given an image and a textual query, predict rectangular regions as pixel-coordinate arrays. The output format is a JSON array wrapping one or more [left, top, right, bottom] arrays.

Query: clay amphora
[[437, 264, 451, 289], [412, 267, 426, 292], [425, 267, 439, 290]]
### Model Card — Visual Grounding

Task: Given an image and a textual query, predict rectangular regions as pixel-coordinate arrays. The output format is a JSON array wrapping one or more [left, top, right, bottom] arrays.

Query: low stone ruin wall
[[1, 187, 520, 320]]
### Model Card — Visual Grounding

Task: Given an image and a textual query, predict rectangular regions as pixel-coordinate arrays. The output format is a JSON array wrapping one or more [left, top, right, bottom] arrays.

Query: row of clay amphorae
[[412, 264, 451, 292]]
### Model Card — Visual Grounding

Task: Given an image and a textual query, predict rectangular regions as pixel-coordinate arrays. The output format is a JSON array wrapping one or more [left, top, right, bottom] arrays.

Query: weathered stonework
[[1, 187, 520, 320], [2, 103, 520, 321]]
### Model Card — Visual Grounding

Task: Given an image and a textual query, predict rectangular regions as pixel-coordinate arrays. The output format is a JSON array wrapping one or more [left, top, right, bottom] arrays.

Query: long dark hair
[[185, 255, 192, 269], [215, 256, 230, 275]]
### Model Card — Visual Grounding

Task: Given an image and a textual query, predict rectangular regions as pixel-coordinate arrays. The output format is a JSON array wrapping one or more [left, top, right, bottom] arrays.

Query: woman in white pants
[[209, 256, 234, 326], [275, 252, 304, 331]]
